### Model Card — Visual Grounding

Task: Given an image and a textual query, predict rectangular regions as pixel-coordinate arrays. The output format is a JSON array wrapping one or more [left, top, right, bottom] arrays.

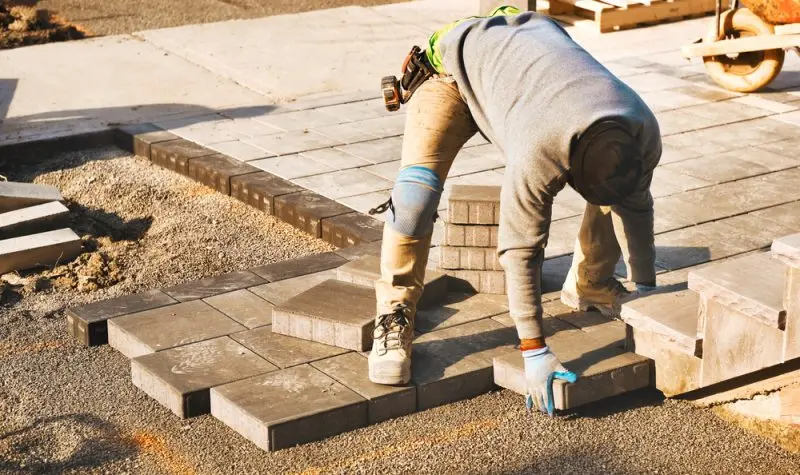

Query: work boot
[[560, 270, 631, 318], [369, 305, 413, 385]]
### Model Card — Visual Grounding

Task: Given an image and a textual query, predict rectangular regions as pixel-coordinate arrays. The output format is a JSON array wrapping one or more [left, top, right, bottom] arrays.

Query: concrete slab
[[273, 191, 353, 238], [625, 325, 702, 396], [114, 124, 179, 158], [321, 213, 384, 247], [416, 292, 508, 333], [245, 130, 342, 157], [0, 201, 70, 240], [272, 280, 375, 351], [203, 289, 274, 329], [131, 336, 277, 418], [543, 300, 627, 349], [448, 269, 506, 295], [0, 182, 62, 213], [772, 233, 800, 268], [66, 289, 177, 347], [251, 252, 346, 283], [621, 289, 702, 357], [311, 352, 416, 425], [249, 269, 337, 307], [107, 300, 245, 358], [0, 228, 82, 274], [335, 137, 403, 164], [210, 364, 367, 451], [230, 326, 348, 369], [335, 255, 448, 309], [186, 154, 259, 195], [162, 270, 266, 302], [229, 172, 304, 215], [439, 246, 502, 271], [150, 139, 216, 175], [292, 169, 393, 200]]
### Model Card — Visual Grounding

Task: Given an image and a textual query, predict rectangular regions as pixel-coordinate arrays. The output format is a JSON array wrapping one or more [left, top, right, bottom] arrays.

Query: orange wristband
[[520, 337, 546, 351]]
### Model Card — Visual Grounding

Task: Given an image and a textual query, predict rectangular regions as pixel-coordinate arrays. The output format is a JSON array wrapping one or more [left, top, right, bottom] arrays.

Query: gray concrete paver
[[335, 137, 403, 164], [299, 147, 372, 170], [312, 122, 380, 144], [203, 289, 274, 329], [209, 140, 272, 161], [292, 169, 394, 199], [230, 325, 348, 368], [250, 154, 335, 180], [244, 130, 343, 157]]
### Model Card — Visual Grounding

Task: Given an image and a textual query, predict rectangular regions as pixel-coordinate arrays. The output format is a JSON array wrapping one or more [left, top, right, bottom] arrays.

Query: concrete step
[[771, 233, 800, 361], [0, 228, 82, 274], [0, 201, 70, 240], [620, 289, 702, 357], [335, 255, 448, 309], [689, 252, 786, 330]]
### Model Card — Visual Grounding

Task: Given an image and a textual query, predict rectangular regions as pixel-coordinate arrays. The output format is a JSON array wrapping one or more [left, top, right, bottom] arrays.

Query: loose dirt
[[0, 2, 84, 50]]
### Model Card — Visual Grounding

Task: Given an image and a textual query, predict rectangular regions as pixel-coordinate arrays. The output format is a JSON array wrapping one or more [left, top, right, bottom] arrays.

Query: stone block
[[272, 280, 376, 351], [491, 311, 577, 339], [107, 300, 246, 358], [0, 182, 62, 213], [251, 252, 346, 282], [66, 289, 176, 346], [0, 201, 70, 240], [335, 137, 403, 164], [620, 289, 702, 357], [250, 154, 334, 180], [688, 253, 786, 330], [772, 233, 800, 268], [493, 328, 651, 410], [254, 109, 343, 131], [625, 325, 701, 396], [186, 154, 260, 195], [311, 352, 416, 424], [321, 213, 383, 247], [438, 246, 501, 271], [0, 228, 82, 274], [114, 124, 178, 159], [274, 191, 353, 237], [293, 168, 393, 200], [203, 289, 273, 329], [335, 255, 448, 309], [210, 365, 368, 451], [413, 319, 517, 410], [442, 223, 497, 248], [772, 234, 800, 360], [150, 139, 215, 175], [162, 270, 266, 302], [229, 172, 303, 215], [448, 269, 506, 295], [700, 299, 785, 386], [416, 292, 508, 332], [131, 336, 277, 418], [244, 130, 342, 156], [231, 326, 347, 368], [249, 270, 337, 307], [334, 240, 382, 261], [447, 185, 500, 225], [543, 300, 627, 349]]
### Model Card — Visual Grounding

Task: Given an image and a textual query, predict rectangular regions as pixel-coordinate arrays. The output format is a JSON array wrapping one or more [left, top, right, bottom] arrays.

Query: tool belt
[[381, 46, 436, 112]]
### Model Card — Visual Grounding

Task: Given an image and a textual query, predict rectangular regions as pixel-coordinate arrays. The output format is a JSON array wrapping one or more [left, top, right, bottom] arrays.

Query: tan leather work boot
[[560, 269, 631, 318], [369, 305, 414, 385]]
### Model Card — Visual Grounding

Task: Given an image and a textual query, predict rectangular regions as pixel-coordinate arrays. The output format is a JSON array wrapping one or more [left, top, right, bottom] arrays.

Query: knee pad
[[386, 166, 442, 238]]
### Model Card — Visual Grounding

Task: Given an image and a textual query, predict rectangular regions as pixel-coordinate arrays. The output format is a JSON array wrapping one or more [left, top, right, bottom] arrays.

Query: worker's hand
[[523, 347, 578, 416]]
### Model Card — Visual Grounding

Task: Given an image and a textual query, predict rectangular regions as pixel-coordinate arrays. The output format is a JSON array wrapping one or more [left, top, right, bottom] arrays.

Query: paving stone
[[443, 223, 497, 247], [620, 289, 702, 357], [448, 269, 506, 295], [253, 108, 344, 131], [413, 319, 517, 411], [700, 298, 785, 386], [335, 255, 447, 309], [751, 202, 800, 233], [107, 300, 246, 358], [639, 89, 709, 113], [655, 108, 719, 136], [251, 252, 346, 282], [438, 246, 501, 271], [754, 136, 800, 158], [772, 233, 800, 268], [312, 122, 379, 144], [663, 148, 798, 184], [249, 270, 337, 307], [321, 213, 384, 247], [462, 133, 489, 148], [362, 160, 401, 182], [718, 212, 800, 249], [0, 228, 81, 274], [229, 172, 303, 215], [0, 201, 69, 240], [333, 240, 382, 261], [337, 190, 392, 216], [688, 252, 786, 329], [624, 325, 701, 396], [221, 117, 284, 139], [187, 154, 259, 195], [230, 326, 348, 368], [311, 352, 415, 424], [623, 72, 693, 93], [164, 119, 243, 146], [272, 280, 376, 351], [654, 220, 768, 271], [335, 137, 403, 164], [299, 148, 371, 171], [249, 154, 334, 180], [416, 292, 508, 332], [316, 99, 396, 122], [732, 95, 799, 114], [650, 167, 712, 197], [114, 124, 178, 158], [542, 255, 572, 294], [354, 115, 406, 138], [162, 270, 266, 302], [203, 289, 273, 329], [543, 300, 627, 349], [445, 155, 505, 178], [244, 130, 342, 157], [658, 145, 701, 165], [293, 169, 393, 200], [150, 139, 215, 175], [66, 289, 177, 346], [779, 265, 799, 361], [209, 140, 272, 162], [0, 182, 62, 213], [210, 364, 367, 451], [274, 191, 353, 237], [131, 336, 277, 418], [493, 328, 651, 410], [447, 185, 500, 225]]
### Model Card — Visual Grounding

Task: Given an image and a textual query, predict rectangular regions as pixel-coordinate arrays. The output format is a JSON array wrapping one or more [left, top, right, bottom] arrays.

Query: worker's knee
[[386, 166, 442, 238]]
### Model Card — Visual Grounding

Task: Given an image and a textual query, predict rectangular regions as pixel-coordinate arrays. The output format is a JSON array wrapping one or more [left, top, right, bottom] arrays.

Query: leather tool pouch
[[381, 45, 435, 111]]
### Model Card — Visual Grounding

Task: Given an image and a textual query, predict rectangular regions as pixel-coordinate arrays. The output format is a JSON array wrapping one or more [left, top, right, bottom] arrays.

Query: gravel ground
[[33, 0, 406, 36], [1, 147, 799, 474]]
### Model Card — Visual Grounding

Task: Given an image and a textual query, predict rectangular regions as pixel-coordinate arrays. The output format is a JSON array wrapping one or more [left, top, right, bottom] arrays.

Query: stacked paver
[[0, 182, 81, 274], [439, 185, 505, 294], [621, 232, 800, 396]]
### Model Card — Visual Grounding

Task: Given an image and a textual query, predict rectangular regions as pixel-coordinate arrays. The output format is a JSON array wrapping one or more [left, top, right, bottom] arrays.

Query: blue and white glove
[[523, 347, 578, 416]]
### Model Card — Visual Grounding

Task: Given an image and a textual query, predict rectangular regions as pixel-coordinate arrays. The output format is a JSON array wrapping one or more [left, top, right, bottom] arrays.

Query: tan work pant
[[375, 77, 656, 339]]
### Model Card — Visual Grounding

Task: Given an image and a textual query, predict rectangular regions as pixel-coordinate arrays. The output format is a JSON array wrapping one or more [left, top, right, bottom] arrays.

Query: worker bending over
[[368, 7, 661, 416]]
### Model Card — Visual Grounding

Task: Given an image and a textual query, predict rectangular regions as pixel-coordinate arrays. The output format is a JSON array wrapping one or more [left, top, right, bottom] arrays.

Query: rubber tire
[[702, 8, 785, 93]]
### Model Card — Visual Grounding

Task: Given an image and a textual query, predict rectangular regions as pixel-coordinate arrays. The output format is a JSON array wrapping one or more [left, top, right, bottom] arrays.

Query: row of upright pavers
[[113, 124, 384, 248], [621, 232, 800, 396]]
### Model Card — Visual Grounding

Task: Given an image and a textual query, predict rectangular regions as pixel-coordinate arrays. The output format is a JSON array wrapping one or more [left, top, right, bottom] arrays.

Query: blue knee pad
[[387, 166, 442, 238]]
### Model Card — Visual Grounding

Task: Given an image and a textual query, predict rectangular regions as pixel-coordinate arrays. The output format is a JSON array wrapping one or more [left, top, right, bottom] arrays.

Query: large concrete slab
[[416, 292, 508, 333], [230, 326, 348, 369], [203, 289, 274, 329], [625, 325, 702, 396], [621, 289, 702, 357], [248, 269, 337, 306], [131, 336, 277, 418], [210, 364, 367, 451], [0, 228, 82, 274], [0, 201, 70, 240], [0, 182, 63, 213]]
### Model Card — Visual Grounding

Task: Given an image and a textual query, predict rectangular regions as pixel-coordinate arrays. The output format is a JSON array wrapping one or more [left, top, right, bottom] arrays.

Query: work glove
[[523, 347, 578, 417]]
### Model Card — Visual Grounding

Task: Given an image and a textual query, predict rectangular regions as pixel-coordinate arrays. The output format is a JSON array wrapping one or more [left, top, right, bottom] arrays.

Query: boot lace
[[374, 305, 410, 355]]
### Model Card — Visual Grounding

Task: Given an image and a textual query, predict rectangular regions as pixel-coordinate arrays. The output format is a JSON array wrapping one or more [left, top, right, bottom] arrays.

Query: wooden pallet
[[546, 0, 717, 33]]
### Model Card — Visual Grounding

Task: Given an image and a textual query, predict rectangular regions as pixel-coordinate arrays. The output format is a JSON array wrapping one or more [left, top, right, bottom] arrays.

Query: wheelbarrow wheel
[[702, 8, 785, 93]]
